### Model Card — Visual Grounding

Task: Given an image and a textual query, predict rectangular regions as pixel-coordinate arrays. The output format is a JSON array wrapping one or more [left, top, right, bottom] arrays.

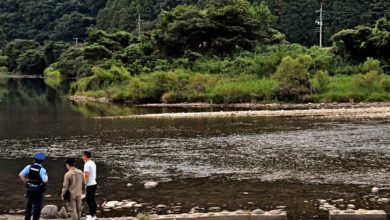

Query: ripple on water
[[1, 121, 390, 185]]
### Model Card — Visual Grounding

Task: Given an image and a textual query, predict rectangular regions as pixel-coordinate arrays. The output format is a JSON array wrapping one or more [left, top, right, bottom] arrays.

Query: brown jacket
[[61, 168, 84, 199]]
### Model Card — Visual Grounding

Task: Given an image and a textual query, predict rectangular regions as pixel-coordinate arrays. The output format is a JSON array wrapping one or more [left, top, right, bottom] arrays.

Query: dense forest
[[0, 0, 389, 104]]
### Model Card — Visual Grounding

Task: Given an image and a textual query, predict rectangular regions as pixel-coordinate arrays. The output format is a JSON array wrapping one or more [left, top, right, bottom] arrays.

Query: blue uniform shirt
[[20, 163, 48, 182]]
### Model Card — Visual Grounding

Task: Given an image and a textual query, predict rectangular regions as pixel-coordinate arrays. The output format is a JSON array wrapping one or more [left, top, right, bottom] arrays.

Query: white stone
[[123, 201, 137, 208], [377, 198, 390, 204], [372, 187, 380, 193], [127, 183, 133, 187], [41, 205, 58, 219], [104, 201, 121, 209], [252, 209, 265, 215], [268, 210, 282, 215], [144, 181, 159, 189], [347, 204, 356, 209]]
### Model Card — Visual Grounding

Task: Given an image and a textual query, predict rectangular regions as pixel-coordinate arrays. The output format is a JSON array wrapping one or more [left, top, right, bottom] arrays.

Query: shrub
[[354, 71, 382, 89], [272, 55, 312, 101], [83, 44, 112, 61], [311, 70, 331, 93], [16, 49, 46, 75], [381, 77, 390, 92], [161, 91, 182, 103], [0, 55, 8, 67]]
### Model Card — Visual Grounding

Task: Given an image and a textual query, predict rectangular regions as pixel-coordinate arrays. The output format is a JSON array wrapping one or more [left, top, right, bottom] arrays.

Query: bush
[[311, 70, 331, 93], [381, 77, 390, 92], [161, 91, 182, 103], [83, 44, 112, 61], [0, 55, 8, 67], [16, 49, 46, 75], [354, 71, 382, 89], [272, 55, 312, 101]]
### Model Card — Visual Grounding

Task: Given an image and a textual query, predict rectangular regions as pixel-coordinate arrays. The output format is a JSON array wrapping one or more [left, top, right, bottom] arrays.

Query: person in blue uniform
[[19, 153, 49, 220]]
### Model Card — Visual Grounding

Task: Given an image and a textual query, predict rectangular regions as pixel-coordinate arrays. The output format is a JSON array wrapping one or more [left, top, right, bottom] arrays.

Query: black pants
[[25, 186, 43, 220], [86, 185, 97, 216]]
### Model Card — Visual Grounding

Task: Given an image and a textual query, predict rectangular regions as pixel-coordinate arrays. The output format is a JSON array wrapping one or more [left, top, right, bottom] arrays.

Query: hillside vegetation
[[0, 0, 389, 104]]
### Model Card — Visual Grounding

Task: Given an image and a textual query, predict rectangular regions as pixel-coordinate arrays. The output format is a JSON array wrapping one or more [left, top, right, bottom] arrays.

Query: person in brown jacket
[[61, 158, 85, 220]]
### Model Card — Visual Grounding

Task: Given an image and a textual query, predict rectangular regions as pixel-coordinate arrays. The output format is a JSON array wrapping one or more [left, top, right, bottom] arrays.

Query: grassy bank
[[71, 67, 390, 104]]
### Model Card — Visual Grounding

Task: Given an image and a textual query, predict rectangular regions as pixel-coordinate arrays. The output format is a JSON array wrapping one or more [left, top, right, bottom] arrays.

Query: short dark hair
[[83, 151, 92, 158], [35, 159, 43, 164], [66, 158, 75, 166]]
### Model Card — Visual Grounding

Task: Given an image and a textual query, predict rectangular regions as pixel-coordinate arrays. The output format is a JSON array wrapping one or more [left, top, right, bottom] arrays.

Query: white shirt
[[84, 160, 97, 186]]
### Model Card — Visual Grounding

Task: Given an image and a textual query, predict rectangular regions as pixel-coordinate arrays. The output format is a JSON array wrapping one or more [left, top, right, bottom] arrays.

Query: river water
[[1, 77, 390, 219]]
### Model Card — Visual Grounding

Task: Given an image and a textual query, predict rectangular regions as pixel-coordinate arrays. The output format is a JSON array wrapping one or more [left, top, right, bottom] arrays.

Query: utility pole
[[73, 37, 79, 48], [315, 4, 323, 48], [136, 13, 143, 39]]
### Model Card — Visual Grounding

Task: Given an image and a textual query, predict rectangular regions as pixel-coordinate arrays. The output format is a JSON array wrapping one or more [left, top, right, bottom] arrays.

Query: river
[[1, 77, 390, 219]]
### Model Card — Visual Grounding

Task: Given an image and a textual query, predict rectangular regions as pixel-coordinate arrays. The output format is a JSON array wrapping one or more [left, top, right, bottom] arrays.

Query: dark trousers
[[25, 186, 43, 220], [86, 185, 97, 216]]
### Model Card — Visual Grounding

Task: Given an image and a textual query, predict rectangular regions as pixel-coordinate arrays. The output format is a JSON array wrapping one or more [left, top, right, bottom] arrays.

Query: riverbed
[[1, 78, 390, 220]]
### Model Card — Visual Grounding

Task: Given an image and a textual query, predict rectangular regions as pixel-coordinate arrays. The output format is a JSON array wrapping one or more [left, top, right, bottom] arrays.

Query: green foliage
[[0, 0, 106, 42], [83, 44, 113, 61], [311, 70, 331, 93], [155, 1, 284, 56], [4, 40, 39, 70], [72, 65, 130, 92], [16, 49, 46, 75], [332, 18, 390, 62], [272, 55, 312, 101], [0, 56, 8, 67]]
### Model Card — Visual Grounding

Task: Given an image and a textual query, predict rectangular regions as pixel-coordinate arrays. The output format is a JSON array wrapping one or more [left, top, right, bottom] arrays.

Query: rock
[[372, 187, 380, 193], [123, 201, 137, 208], [144, 181, 158, 189], [345, 209, 355, 214], [156, 204, 167, 210], [347, 204, 356, 209], [103, 209, 111, 212], [276, 206, 286, 210], [332, 199, 344, 203], [190, 207, 204, 213], [252, 209, 265, 215], [134, 203, 143, 208], [173, 206, 182, 213], [318, 199, 327, 204], [41, 205, 58, 219], [208, 207, 221, 212], [247, 202, 255, 206], [58, 207, 68, 219], [234, 210, 245, 215], [44, 195, 52, 198], [242, 192, 249, 195], [126, 183, 133, 187], [103, 201, 120, 209], [16, 210, 25, 214], [269, 210, 282, 215], [377, 198, 390, 204]]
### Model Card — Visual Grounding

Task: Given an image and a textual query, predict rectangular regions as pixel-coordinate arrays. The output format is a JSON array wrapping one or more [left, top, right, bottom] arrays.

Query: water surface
[[1, 78, 390, 219]]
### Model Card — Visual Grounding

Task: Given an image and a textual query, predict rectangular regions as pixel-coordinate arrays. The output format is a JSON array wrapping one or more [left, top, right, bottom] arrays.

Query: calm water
[[1, 77, 390, 220]]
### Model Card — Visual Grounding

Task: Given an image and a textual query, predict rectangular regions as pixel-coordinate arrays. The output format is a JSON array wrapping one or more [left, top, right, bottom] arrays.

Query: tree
[[53, 12, 95, 41], [4, 40, 39, 71], [155, 0, 283, 56], [272, 55, 312, 101], [332, 18, 390, 62], [16, 49, 46, 75]]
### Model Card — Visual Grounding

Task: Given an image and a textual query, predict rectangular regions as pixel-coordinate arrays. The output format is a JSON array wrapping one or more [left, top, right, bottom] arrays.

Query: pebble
[[268, 210, 282, 215], [126, 183, 133, 187], [377, 198, 390, 204], [208, 207, 221, 212], [252, 209, 265, 215], [276, 206, 286, 210], [173, 206, 182, 213], [103, 201, 120, 208], [372, 187, 380, 193], [156, 204, 167, 210], [144, 181, 159, 189], [242, 192, 249, 195], [347, 204, 356, 209], [41, 205, 58, 219]]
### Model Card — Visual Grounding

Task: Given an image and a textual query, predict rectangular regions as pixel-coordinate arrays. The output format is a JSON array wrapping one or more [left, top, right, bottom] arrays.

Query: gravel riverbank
[[93, 106, 390, 119]]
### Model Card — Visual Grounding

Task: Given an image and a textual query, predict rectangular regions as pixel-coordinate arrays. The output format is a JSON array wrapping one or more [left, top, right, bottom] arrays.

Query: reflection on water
[[1, 78, 390, 219]]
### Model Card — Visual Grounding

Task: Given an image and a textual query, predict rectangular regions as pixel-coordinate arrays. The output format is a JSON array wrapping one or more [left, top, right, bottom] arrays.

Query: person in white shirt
[[82, 151, 97, 220]]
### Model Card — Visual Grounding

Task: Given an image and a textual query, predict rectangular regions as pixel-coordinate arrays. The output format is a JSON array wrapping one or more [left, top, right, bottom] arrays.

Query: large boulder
[[41, 205, 58, 219]]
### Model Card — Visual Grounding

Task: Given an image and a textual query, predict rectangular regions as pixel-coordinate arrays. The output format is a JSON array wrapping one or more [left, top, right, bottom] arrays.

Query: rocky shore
[[93, 106, 390, 120]]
